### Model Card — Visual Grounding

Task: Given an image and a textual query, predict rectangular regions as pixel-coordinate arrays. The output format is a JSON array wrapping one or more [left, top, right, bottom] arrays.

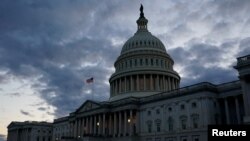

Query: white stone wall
[[139, 92, 219, 141], [52, 121, 70, 141]]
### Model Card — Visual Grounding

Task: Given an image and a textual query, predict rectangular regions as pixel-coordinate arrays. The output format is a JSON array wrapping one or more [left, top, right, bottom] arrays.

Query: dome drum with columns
[[109, 5, 180, 101]]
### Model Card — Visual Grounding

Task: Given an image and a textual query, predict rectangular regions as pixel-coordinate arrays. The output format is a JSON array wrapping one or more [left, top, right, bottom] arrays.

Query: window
[[192, 114, 199, 128], [192, 102, 197, 108], [146, 59, 148, 65], [151, 59, 153, 66], [156, 59, 159, 66], [155, 119, 161, 132], [180, 116, 187, 130], [155, 137, 161, 141], [147, 121, 152, 133], [168, 107, 172, 112], [192, 135, 200, 141], [165, 137, 175, 141], [140, 59, 143, 66], [148, 111, 151, 116], [156, 109, 160, 114], [214, 101, 217, 107], [181, 136, 188, 141], [135, 59, 137, 66], [37, 137, 39, 141], [156, 122, 161, 132], [168, 117, 174, 131], [181, 104, 185, 110]]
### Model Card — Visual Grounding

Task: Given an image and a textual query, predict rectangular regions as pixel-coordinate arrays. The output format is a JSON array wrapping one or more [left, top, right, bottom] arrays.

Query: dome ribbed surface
[[121, 31, 166, 55]]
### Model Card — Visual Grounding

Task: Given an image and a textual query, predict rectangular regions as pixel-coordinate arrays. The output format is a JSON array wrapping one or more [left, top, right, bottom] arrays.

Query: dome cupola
[[109, 5, 180, 101]]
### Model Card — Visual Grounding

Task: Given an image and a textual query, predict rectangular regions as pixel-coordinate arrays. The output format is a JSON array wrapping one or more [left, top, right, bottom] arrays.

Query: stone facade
[[7, 121, 52, 141], [7, 5, 250, 141]]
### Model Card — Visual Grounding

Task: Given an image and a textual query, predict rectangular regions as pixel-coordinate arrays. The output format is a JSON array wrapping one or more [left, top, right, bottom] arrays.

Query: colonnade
[[223, 96, 242, 124], [110, 74, 179, 96], [70, 109, 139, 138]]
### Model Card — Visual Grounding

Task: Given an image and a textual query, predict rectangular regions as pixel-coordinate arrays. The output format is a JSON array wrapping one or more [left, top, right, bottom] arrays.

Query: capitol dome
[[109, 5, 180, 101]]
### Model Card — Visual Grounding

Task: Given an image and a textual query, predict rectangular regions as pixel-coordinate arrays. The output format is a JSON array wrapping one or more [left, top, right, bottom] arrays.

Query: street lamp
[[128, 119, 131, 123]]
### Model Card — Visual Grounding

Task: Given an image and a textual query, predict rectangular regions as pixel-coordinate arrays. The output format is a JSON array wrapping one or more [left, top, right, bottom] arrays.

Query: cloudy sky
[[0, 0, 250, 140]]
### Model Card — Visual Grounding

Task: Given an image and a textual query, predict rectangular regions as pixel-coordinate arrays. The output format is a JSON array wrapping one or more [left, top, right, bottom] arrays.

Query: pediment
[[76, 100, 101, 113]]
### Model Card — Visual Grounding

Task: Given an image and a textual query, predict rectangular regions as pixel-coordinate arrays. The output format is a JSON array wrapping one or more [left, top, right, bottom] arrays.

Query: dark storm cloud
[[169, 40, 238, 86], [38, 107, 46, 111], [20, 110, 33, 117], [0, 0, 130, 117], [238, 37, 250, 57]]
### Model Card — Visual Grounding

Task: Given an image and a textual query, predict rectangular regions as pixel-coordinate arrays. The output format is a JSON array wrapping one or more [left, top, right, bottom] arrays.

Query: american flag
[[86, 77, 94, 83]]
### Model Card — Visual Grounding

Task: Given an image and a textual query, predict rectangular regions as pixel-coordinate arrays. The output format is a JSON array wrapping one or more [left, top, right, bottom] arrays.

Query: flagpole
[[86, 77, 94, 101], [91, 81, 94, 100]]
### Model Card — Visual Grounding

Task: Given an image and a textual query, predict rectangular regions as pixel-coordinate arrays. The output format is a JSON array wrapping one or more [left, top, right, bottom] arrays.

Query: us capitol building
[[7, 5, 250, 141]]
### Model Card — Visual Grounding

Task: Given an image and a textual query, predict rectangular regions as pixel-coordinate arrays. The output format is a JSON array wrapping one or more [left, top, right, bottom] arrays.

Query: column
[[163, 76, 166, 91], [82, 118, 85, 136], [74, 121, 77, 137], [150, 74, 153, 90], [129, 110, 133, 136], [156, 75, 159, 90], [114, 80, 117, 95], [90, 116, 93, 135], [168, 77, 171, 90], [130, 76, 133, 91], [77, 119, 81, 137], [235, 97, 241, 124], [98, 114, 101, 135], [125, 76, 127, 92], [224, 98, 230, 124], [124, 110, 127, 136], [137, 75, 139, 91], [103, 113, 106, 135], [114, 112, 117, 137], [119, 111, 122, 136], [86, 117, 89, 135], [143, 74, 146, 90], [111, 82, 113, 96], [119, 78, 122, 93], [136, 110, 140, 134], [109, 114, 112, 136], [94, 115, 97, 135]]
